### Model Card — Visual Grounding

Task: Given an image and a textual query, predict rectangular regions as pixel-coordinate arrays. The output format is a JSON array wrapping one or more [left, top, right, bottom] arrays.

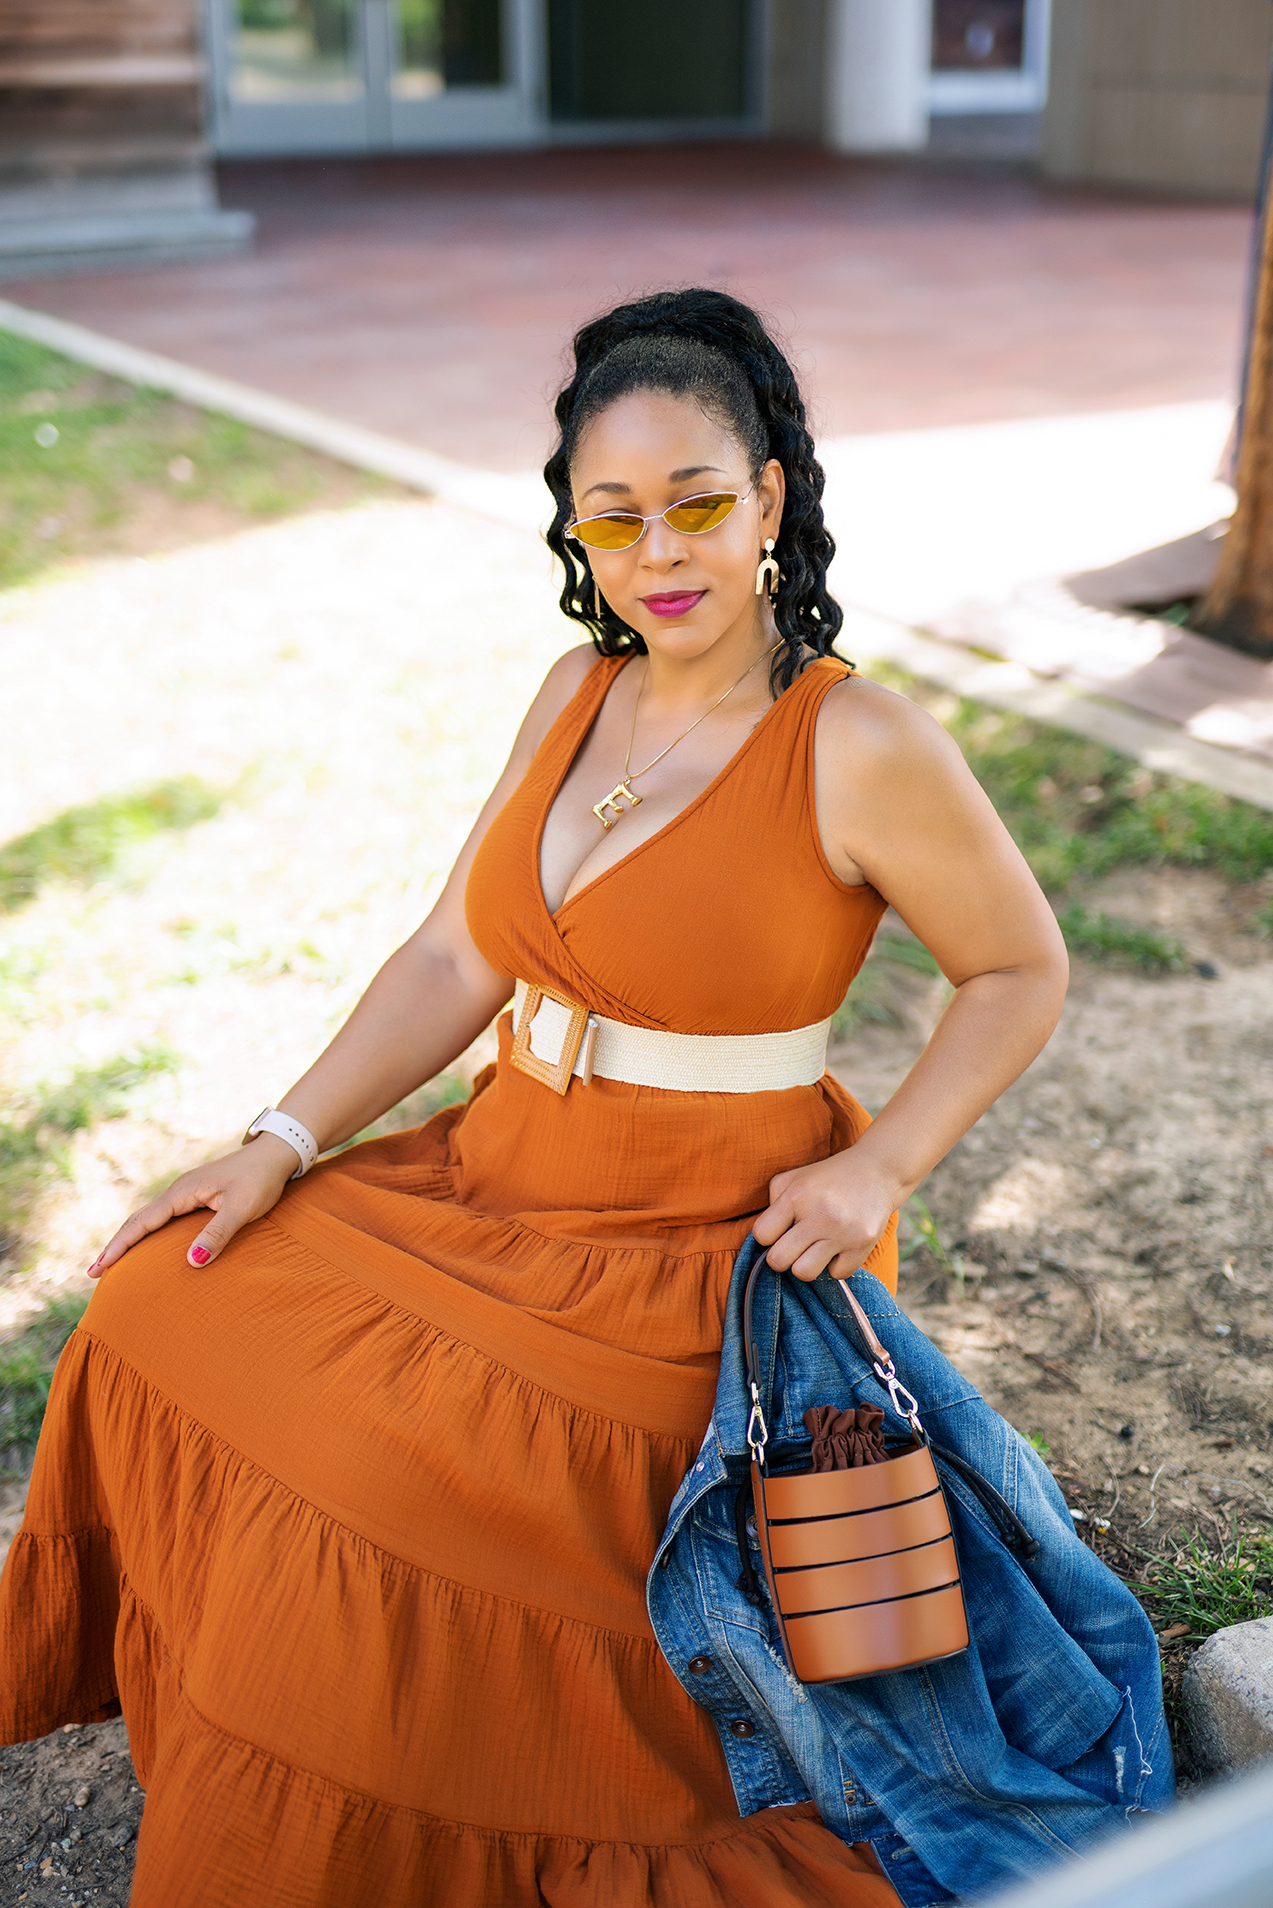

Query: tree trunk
[[1197, 151, 1273, 657]]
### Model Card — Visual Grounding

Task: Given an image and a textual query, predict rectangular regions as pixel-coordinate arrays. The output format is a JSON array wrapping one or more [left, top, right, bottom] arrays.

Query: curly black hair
[[543, 288, 845, 695]]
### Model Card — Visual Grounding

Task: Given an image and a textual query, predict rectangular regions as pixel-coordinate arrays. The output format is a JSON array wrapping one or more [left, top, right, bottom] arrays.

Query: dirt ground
[[2, 864, 1270, 1877], [843, 862, 1273, 1778], [856, 863, 1273, 1553], [0, 1718, 139, 1904]]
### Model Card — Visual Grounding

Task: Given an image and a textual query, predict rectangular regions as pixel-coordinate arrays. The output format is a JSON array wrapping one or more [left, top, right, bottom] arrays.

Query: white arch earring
[[755, 539, 779, 600], [593, 575, 604, 618]]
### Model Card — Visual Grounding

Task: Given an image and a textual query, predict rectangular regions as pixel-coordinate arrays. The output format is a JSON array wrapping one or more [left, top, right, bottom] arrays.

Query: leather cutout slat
[[774, 1537, 960, 1615], [765, 1488, 953, 1569], [758, 1442, 938, 1521], [780, 1581, 970, 1685], [784, 1579, 963, 1620], [765, 1486, 942, 1526], [774, 1531, 953, 1574]]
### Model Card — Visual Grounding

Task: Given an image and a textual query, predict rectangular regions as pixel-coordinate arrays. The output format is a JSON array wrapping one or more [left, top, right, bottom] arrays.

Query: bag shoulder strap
[[742, 1249, 921, 1460], [739, 1244, 1040, 1558], [927, 1442, 1041, 1560], [832, 1276, 893, 1367], [742, 1255, 893, 1388]]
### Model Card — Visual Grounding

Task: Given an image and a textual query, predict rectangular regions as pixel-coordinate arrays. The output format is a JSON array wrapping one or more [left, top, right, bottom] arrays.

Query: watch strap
[[243, 1107, 319, 1179]]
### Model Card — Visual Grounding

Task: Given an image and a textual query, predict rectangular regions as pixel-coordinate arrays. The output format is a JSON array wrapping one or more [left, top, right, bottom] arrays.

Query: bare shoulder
[[812, 669, 1001, 887], [536, 641, 599, 712], [816, 671, 967, 783], [516, 643, 600, 755]]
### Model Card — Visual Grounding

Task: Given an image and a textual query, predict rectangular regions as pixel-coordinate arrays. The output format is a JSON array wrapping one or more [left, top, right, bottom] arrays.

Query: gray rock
[[1182, 1616, 1273, 1773]]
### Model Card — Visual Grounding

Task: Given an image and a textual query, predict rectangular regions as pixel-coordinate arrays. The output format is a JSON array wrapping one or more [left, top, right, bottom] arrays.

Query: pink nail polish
[[189, 1245, 210, 1266]]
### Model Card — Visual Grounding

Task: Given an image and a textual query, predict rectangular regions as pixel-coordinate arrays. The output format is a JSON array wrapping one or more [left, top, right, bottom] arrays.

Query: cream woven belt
[[510, 978, 832, 1097]]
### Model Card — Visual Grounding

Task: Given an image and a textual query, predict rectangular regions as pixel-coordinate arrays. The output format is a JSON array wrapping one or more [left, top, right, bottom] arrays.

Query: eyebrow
[[581, 464, 728, 501]]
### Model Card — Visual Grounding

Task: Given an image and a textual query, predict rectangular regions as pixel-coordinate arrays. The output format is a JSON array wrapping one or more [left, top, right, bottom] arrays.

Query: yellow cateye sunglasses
[[565, 485, 756, 552]]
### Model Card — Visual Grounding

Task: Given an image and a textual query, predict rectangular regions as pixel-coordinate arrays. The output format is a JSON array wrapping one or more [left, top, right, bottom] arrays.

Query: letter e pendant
[[593, 779, 643, 831]]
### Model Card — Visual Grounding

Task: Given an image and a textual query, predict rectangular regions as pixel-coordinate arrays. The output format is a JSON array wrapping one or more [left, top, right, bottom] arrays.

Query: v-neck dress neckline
[[538, 652, 802, 925], [469, 650, 885, 1036]]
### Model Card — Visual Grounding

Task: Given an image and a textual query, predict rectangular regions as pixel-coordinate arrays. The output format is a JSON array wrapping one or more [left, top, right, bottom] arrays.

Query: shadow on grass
[[0, 329, 397, 590], [1055, 902, 1189, 973], [0, 777, 226, 915], [866, 663, 1273, 957], [0, 1293, 88, 1470], [0, 1046, 180, 1266]]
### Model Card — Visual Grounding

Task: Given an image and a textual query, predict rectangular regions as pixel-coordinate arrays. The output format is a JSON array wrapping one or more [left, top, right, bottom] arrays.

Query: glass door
[[547, 0, 758, 131], [207, 0, 542, 155]]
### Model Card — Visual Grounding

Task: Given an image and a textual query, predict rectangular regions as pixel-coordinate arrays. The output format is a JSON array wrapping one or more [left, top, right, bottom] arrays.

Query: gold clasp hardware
[[592, 779, 642, 831], [510, 982, 597, 1095]]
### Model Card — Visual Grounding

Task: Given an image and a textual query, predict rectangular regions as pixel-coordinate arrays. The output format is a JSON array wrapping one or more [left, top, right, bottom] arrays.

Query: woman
[[0, 290, 1068, 1906]]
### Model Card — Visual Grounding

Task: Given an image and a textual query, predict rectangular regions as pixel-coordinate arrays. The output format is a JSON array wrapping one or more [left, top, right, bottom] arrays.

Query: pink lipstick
[[642, 590, 705, 618]]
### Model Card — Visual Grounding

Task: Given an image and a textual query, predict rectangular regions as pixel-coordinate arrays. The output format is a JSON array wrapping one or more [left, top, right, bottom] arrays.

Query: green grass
[[939, 693, 1273, 892], [0, 1046, 180, 1258], [0, 777, 226, 914], [0, 331, 393, 590], [870, 665, 1273, 961], [1054, 902, 1188, 973], [898, 1194, 967, 1294], [0, 1293, 88, 1464], [831, 931, 942, 1040], [1136, 1527, 1273, 1639], [1129, 597, 1196, 631]]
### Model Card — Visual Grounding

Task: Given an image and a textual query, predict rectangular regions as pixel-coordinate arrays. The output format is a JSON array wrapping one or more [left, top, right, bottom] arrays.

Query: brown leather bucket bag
[[743, 1257, 970, 1686]]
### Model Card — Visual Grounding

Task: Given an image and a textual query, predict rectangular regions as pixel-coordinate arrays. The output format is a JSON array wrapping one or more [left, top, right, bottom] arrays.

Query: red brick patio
[[2, 143, 1255, 472]]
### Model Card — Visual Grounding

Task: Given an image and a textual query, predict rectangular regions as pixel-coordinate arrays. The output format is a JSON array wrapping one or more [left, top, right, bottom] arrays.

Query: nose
[[640, 515, 686, 571]]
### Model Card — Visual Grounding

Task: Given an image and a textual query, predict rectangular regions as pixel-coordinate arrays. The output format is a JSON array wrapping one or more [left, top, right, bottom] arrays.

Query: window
[[932, 1, 1026, 73]]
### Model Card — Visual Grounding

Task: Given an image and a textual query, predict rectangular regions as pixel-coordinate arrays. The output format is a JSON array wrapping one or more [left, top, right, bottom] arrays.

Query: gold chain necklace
[[592, 642, 780, 831]]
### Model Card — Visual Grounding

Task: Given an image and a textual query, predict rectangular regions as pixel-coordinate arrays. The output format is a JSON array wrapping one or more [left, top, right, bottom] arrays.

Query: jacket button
[[728, 1719, 756, 1739], [687, 1655, 713, 1675]]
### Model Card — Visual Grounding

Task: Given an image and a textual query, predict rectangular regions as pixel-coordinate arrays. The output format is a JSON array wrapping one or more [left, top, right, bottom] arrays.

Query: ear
[[757, 458, 785, 540]]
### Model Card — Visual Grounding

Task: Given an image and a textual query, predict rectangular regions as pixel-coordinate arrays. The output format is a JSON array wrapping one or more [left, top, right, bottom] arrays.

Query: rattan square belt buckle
[[510, 982, 598, 1095]]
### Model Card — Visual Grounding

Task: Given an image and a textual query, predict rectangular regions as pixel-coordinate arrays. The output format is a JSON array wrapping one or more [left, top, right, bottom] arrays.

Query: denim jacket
[[647, 1238, 1174, 1907]]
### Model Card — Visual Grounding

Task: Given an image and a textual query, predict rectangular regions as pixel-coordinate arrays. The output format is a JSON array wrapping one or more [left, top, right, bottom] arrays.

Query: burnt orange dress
[[0, 655, 900, 1907]]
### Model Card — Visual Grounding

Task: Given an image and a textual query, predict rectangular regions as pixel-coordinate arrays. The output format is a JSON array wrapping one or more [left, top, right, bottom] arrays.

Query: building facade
[[0, 0, 1268, 280], [1043, 0, 1273, 199]]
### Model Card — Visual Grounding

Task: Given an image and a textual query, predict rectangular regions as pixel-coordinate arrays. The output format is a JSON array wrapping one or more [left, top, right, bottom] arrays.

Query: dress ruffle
[[6, 1293, 896, 1905], [1, 656, 901, 1904]]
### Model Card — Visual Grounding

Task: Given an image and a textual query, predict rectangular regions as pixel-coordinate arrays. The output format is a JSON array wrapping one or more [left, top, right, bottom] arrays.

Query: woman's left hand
[[753, 1149, 901, 1283]]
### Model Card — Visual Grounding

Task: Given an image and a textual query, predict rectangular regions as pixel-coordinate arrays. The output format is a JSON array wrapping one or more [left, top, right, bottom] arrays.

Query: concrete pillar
[[824, 0, 930, 153]]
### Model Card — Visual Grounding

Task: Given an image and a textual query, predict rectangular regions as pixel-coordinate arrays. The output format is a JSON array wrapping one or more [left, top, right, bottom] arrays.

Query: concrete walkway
[[4, 147, 1271, 799]]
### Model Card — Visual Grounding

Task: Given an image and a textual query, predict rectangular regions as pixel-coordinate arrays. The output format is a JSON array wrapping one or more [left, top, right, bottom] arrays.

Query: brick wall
[[0, 0, 206, 184]]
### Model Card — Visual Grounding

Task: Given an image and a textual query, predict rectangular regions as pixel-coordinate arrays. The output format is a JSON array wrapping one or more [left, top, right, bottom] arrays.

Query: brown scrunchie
[[804, 1403, 887, 1471]]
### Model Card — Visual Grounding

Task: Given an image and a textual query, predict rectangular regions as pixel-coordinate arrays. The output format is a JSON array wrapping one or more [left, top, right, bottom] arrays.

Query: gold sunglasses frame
[[565, 484, 756, 552]]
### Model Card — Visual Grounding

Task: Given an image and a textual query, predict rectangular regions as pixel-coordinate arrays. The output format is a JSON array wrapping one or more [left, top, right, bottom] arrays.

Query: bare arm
[[754, 677, 1068, 1281], [92, 646, 597, 1275]]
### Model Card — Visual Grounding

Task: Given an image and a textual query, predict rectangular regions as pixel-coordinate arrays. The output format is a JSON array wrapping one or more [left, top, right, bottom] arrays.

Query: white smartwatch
[[243, 1107, 319, 1179]]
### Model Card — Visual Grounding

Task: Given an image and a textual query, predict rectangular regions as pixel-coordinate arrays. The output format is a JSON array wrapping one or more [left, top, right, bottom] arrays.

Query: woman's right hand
[[88, 1132, 301, 1278]]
